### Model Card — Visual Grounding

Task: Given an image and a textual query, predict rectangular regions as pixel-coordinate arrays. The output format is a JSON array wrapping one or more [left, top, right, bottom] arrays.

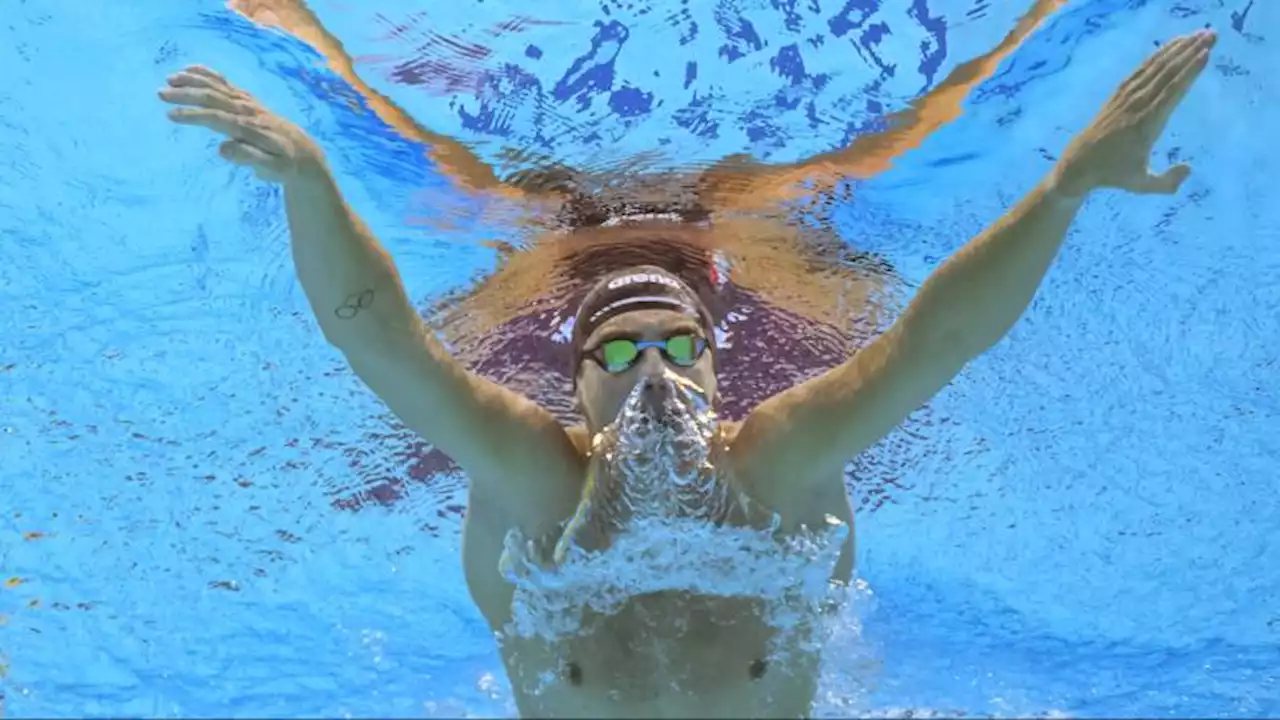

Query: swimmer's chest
[[503, 590, 830, 720], [503, 590, 795, 709]]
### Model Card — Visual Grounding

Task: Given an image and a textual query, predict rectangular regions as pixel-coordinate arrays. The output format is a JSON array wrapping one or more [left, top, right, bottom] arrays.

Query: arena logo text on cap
[[606, 272, 684, 291]]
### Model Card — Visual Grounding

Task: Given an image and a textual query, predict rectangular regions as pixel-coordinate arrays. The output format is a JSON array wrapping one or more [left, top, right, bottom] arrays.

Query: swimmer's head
[[570, 266, 717, 429]]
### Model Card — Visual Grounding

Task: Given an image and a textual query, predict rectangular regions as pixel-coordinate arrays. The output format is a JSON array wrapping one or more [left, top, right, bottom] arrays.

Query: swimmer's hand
[[1051, 29, 1216, 198], [160, 66, 324, 184]]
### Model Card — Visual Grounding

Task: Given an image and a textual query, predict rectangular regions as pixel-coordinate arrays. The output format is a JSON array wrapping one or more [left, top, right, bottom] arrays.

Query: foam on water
[[562, 369, 732, 546]]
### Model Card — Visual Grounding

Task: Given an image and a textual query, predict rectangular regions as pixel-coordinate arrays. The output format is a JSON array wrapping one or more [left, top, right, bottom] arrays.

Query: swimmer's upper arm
[[340, 319, 585, 526], [729, 316, 970, 522]]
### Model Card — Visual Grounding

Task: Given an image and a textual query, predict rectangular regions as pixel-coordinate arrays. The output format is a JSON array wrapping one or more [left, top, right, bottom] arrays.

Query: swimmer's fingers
[[159, 86, 254, 116], [1113, 33, 1199, 103], [162, 66, 261, 116], [1138, 32, 1215, 139], [167, 69, 227, 92], [1105, 30, 1214, 135], [172, 65, 236, 92]]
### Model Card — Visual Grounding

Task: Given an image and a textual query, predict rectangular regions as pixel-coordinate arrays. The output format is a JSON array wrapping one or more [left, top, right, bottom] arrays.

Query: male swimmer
[[162, 29, 1216, 718]]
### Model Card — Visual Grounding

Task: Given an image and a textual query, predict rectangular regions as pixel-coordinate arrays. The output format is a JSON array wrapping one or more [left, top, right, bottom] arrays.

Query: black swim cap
[[569, 265, 715, 376]]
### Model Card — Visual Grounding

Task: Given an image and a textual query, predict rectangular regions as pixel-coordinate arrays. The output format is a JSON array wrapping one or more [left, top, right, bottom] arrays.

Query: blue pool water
[[2, 0, 1277, 717]]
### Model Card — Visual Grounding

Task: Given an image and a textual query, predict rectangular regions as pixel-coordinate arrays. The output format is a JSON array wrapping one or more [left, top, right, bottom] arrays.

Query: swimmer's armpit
[[696, 0, 1072, 214]]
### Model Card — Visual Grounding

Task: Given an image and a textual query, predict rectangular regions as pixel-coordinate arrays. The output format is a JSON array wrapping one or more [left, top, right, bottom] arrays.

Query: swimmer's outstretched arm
[[161, 66, 585, 528], [729, 31, 1216, 524], [696, 0, 1071, 214]]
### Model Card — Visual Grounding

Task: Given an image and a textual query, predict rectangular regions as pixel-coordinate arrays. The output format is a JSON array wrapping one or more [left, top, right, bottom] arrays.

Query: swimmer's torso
[[460, 421, 855, 719]]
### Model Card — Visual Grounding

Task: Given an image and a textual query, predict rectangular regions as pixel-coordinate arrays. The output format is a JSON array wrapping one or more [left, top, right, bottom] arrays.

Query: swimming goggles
[[587, 333, 709, 374]]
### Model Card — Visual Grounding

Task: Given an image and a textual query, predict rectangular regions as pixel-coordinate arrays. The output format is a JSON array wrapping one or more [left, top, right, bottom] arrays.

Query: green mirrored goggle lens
[[663, 334, 697, 364], [597, 333, 704, 373], [601, 339, 641, 372]]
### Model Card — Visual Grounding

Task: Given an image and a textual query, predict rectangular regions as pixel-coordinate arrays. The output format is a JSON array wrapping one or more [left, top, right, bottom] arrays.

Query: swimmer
[[161, 29, 1216, 718]]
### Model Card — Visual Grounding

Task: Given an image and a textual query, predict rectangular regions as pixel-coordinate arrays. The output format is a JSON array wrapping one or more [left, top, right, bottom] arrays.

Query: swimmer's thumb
[[219, 140, 290, 183], [1129, 163, 1192, 195]]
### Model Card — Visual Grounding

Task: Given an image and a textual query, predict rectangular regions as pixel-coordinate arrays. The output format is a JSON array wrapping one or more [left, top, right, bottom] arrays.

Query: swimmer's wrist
[[284, 151, 333, 189], [1044, 167, 1091, 207]]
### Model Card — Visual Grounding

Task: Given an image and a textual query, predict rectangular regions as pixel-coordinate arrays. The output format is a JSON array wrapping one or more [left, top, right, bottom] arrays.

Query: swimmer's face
[[576, 309, 716, 430]]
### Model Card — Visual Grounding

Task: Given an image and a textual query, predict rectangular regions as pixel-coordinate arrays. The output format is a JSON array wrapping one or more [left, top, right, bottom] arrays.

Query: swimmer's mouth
[[635, 404, 680, 432]]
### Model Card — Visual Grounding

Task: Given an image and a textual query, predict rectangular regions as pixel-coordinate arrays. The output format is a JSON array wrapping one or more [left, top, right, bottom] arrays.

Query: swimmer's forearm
[[282, 160, 426, 351], [908, 176, 1086, 355], [734, 176, 1088, 485]]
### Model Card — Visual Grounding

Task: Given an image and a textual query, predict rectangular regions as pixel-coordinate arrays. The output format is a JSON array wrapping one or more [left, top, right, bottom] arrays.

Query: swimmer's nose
[[636, 370, 661, 394], [636, 348, 667, 380], [638, 370, 678, 407]]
